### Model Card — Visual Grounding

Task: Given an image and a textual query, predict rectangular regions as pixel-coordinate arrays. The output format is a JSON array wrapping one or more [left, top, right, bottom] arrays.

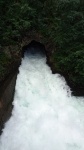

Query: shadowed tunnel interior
[[22, 40, 46, 57]]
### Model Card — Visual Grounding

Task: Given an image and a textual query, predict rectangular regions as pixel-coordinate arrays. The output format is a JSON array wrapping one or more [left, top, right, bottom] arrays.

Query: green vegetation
[[49, 0, 84, 88], [0, 52, 11, 80], [0, 0, 35, 46], [0, 0, 84, 91]]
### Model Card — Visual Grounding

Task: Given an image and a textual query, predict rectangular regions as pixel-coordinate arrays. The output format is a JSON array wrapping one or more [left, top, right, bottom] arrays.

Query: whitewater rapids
[[0, 51, 84, 150]]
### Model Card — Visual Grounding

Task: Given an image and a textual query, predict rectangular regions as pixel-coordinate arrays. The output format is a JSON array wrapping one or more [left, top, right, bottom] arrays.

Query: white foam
[[0, 53, 84, 150]]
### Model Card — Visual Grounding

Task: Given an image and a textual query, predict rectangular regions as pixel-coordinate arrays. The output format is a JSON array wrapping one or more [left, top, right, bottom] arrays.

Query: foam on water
[[0, 52, 84, 150]]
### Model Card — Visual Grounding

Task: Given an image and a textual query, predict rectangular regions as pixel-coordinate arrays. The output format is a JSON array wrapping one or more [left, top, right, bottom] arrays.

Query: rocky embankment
[[0, 69, 18, 134]]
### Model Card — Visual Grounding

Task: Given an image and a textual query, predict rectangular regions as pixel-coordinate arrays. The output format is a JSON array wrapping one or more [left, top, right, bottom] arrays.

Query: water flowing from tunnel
[[0, 51, 84, 150]]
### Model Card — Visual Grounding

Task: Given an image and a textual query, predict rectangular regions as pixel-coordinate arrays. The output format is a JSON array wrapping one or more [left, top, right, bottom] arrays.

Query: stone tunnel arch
[[22, 40, 47, 57]]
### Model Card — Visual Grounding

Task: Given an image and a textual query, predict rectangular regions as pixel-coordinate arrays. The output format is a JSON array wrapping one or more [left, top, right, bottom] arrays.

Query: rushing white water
[[0, 51, 84, 150]]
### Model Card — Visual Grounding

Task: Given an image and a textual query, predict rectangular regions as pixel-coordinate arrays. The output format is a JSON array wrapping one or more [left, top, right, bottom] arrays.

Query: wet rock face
[[0, 70, 18, 135]]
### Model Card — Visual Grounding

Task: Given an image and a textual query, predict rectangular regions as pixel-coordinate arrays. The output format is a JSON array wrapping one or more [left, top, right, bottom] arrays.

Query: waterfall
[[0, 50, 84, 150]]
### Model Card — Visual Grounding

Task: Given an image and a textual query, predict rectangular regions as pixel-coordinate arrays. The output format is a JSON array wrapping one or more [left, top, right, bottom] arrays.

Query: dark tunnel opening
[[22, 40, 46, 57]]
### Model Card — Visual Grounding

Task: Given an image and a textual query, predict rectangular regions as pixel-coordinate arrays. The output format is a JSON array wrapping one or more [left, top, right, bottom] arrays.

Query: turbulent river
[[0, 50, 84, 150]]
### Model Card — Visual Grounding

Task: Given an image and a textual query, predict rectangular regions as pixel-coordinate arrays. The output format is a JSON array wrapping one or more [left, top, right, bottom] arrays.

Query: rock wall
[[0, 69, 18, 134]]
